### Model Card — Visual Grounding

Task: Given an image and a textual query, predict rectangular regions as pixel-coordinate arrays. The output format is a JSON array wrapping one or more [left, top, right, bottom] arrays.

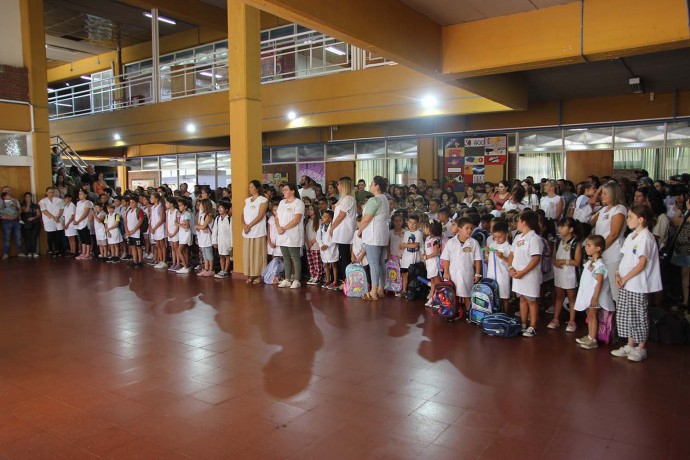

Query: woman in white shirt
[[502, 185, 527, 213], [73, 189, 93, 260], [330, 177, 357, 285], [359, 176, 390, 300], [242, 180, 269, 284], [590, 181, 627, 302], [276, 183, 305, 289], [540, 180, 565, 220], [521, 181, 540, 211]]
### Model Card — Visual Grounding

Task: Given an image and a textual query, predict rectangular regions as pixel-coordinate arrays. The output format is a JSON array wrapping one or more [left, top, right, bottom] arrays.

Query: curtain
[[613, 148, 660, 178], [518, 152, 563, 180], [663, 147, 690, 180]]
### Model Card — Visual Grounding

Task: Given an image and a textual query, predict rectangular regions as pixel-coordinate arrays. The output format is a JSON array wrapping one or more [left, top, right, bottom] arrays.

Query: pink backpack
[[597, 310, 615, 344]]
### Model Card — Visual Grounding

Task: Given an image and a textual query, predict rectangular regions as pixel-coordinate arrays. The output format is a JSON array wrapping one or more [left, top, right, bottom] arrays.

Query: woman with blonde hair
[[329, 177, 357, 286]]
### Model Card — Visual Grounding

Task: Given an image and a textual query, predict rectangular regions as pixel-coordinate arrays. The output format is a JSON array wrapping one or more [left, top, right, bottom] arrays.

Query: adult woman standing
[[359, 176, 390, 300], [590, 181, 627, 302], [92, 172, 108, 196], [330, 177, 357, 284], [20, 192, 41, 257], [502, 185, 527, 212], [540, 180, 565, 220], [242, 180, 269, 284], [275, 183, 305, 289], [492, 180, 512, 211], [462, 185, 477, 206], [326, 181, 339, 201], [73, 188, 94, 259]]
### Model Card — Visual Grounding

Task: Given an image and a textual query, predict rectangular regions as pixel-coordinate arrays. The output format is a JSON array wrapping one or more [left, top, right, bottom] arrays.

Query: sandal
[[361, 293, 379, 301]]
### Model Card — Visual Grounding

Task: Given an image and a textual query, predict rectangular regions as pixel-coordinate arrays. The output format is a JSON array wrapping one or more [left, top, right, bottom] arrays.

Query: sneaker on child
[[611, 344, 634, 358], [627, 347, 648, 362]]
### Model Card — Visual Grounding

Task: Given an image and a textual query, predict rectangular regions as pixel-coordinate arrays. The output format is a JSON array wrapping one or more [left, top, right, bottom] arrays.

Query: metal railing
[[48, 29, 395, 120], [51, 135, 89, 174]]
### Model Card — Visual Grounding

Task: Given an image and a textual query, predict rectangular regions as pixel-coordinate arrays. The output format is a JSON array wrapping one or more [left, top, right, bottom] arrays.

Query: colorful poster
[[444, 135, 507, 191], [298, 162, 326, 190], [444, 138, 465, 192], [485, 136, 507, 165], [473, 175, 485, 184], [472, 165, 485, 175], [464, 155, 484, 165], [262, 172, 289, 187]]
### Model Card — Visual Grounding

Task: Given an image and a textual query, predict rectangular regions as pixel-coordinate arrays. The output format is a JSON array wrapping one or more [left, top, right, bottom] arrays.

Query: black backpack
[[649, 307, 689, 345], [406, 262, 429, 300]]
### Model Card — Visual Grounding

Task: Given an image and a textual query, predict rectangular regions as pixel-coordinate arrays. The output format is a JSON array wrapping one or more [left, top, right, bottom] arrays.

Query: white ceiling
[[391, 0, 575, 25]]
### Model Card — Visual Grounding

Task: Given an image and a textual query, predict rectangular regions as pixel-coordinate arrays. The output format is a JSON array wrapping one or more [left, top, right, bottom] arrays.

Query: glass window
[[272, 146, 296, 162], [355, 141, 385, 159], [663, 147, 690, 179], [197, 152, 217, 188], [666, 122, 690, 147], [298, 145, 324, 161], [262, 148, 271, 164], [517, 152, 564, 180], [388, 158, 417, 185], [160, 156, 177, 190], [563, 127, 614, 150], [614, 124, 665, 149], [327, 143, 354, 160], [178, 154, 197, 186], [519, 130, 563, 152], [387, 140, 417, 158], [356, 160, 386, 185], [126, 158, 142, 170], [614, 149, 661, 179], [142, 157, 159, 170], [0, 133, 27, 157], [217, 151, 231, 187]]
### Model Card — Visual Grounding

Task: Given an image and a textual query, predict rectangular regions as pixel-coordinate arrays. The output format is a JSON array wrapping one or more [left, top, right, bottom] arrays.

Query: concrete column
[[228, 0, 262, 275]]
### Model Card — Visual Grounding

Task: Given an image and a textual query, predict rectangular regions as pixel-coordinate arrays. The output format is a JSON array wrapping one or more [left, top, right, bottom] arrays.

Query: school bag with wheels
[[430, 280, 461, 320], [468, 278, 501, 325], [384, 257, 402, 293], [481, 313, 522, 338], [344, 263, 369, 298], [262, 257, 284, 285], [648, 307, 688, 345]]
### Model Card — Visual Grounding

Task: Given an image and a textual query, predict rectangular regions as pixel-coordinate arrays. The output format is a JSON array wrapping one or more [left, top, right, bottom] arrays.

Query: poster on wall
[[298, 163, 326, 191], [262, 172, 289, 188], [443, 134, 507, 193]]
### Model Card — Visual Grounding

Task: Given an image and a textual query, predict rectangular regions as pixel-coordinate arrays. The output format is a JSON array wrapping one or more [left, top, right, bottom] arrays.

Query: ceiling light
[[186, 123, 196, 133], [421, 95, 438, 108], [325, 46, 346, 56], [143, 12, 176, 25], [80, 75, 92, 81], [113, 133, 121, 141], [199, 71, 223, 78], [47, 88, 55, 93], [65, 83, 70, 87], [286, 111, 297, 121]]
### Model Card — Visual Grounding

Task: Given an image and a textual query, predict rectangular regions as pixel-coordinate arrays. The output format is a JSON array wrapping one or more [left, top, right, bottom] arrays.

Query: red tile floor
[[0, 259, 688, 459]]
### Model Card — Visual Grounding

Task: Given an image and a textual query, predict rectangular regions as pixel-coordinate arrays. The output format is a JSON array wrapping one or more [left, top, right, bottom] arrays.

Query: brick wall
[[0, 65, 29, 102]]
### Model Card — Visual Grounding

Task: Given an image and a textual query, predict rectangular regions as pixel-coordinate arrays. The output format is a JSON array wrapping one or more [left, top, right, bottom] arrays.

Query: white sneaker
[[278, 279, 291, 288], [32, 253, 39, 258], [575, 335, 589, 345], [424, 299, 433, 307], [176, 267, 190, 274], [611, 344, 634, 358], [522, 327, 537, 338], [18, 253, 27, 258], [627, 347, 648, 362], [154, 262, 168, 269], [290, 280, 301, 289], [579, 336, 598, 350]]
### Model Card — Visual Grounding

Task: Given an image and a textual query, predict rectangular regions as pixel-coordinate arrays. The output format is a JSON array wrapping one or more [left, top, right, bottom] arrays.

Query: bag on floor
[[430, 280, 461, 320], [468, 278, 501, 325], [597, 309, 615, 345], [649, 307, 688, 345], [262, 257, 284, 285], [481, 313, 522, 338], [384, 257, 402, 293], [406, 262, 429, 300], [344, 263, 369, 298]]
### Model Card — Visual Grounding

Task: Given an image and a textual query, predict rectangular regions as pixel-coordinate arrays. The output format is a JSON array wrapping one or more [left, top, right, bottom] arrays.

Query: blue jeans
[[363, 243, 386, 289], [2, 220, 21, 255]]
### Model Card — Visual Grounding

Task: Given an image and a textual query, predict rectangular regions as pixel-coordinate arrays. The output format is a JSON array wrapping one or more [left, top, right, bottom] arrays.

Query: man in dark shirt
[[81, 165, 97, 188]]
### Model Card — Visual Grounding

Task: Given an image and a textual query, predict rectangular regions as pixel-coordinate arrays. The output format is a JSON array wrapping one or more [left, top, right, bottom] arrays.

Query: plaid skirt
[[616, 288, 649, 343]]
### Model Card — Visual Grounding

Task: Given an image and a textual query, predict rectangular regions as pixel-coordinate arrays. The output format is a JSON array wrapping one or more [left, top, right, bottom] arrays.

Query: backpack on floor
[[406, 262, 429, 300], [262, 257, 284, 285], [344, 263, 369, 298], [649, 307, 688, 345], [430, 280, 461, 320], [597, 309, 615, 345], [468, 278, 501, 325], [481, 313, 522, 338], [384, 257, 403, 293]]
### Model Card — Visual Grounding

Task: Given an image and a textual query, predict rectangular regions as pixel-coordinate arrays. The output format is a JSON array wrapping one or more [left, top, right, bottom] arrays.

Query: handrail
[[50, 135, 88, 174]]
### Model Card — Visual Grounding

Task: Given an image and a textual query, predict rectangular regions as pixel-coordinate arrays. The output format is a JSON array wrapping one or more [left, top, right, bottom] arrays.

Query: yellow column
[[20, 0, 52, 201], [417, 137, 436, 182], [228, 0, 262, 275]]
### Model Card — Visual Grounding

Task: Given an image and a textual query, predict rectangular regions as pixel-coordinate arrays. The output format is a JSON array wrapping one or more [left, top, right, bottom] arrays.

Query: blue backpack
[[262, 258, 284, 285], [468, 278, 501, 325], [481, 313, 522, 338], [344, 263, 369, 298], [430, 280, 461, 320]]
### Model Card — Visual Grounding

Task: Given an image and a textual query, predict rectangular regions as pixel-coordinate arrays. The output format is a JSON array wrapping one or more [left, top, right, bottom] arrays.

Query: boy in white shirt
[[400, 214, 423, 296], [486, 221, 512, 313], [441, 217, 483, 311]]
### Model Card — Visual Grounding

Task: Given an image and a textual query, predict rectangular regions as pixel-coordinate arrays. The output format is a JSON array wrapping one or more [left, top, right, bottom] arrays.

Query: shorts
[[519, 295, 538, 302], [77, 227, 91, 244], [97, 239, 107, 247], [201, 246, 214, 260], [128, 237, 143, 247]]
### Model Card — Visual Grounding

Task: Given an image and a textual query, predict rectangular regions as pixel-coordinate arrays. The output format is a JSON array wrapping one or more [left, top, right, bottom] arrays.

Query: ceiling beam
[[244, 0, 442, 75], [115, 0, 228, 31]]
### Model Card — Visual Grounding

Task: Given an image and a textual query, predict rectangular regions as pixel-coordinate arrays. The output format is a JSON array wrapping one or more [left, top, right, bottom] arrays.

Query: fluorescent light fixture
[[113, 133, 121, 141], [325, 46, 346, 56], [186, 123, 196, 133], [65, 83, 70, 86], [199, 71, 223, 78], [143, 12, 176, 25], [421, 94, 438, 108], [47, 88, 55, 93], [80, 75, 92, 81], [286, 111, 297, 121], [56, 102, 72, 107]]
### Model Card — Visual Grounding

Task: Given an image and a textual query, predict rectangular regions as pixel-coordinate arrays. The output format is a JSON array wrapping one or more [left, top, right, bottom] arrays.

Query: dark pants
[[46, 230, 65, 254], [337, 243, 352, 282], [2, 220, 21, 255], [21, 225, 40, 254]]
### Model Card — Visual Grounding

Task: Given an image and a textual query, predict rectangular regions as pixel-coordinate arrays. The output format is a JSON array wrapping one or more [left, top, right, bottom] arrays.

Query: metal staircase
[[50, 135, 88, 174]]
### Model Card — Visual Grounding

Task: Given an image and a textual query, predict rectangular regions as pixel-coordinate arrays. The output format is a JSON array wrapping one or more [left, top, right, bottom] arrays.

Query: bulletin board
[[443, 135, 507, 192]]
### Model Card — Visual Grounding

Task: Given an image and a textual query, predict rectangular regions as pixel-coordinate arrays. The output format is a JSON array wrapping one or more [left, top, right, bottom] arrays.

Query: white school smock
[[400, 229, 423, 269], [196, 211, 212, 248], [574, 259, 615, 311], [540, 195, 564, 220], [594, 204, 626, 264], [178, 211, 192, 245], [618, 228, 662, 293], [424, 236, 441, 279], [63, 202, 78, 237], [125, 207, 143, 238], [243, 196, 268, 238], [106, 213, 123, 244], [39, 197, 63, 232], [510, 230, 543, 298], [553, 237, 579, 290], [276, 198, 305, 248], [389, 229, 405, 259], [522, 194, 539, 210], [486, 240, 511, 299], [305, 218, 319, 251], [212, 215, 233, 256], [441, 236, 482, 298], [573, 195, 593, 223], [317, 224, 339, 263], [502, 200, 526, 213], [332, 195, 357, 245], [362, 194, 390, 247], [166, 209, 180, 242], [267, 216, 281, 256], [351, 232, 368, 266], [75, 200, 92, 230], [442, 220, 454, 239], [150, 204, 166, 241], [94, 211, 107, 241]]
